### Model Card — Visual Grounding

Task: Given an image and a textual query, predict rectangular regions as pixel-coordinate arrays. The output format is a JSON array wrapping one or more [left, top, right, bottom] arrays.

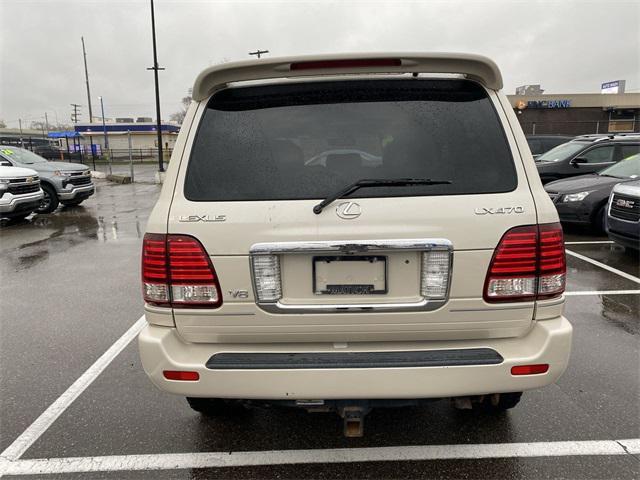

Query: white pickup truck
[[0, 165, 44, 221]]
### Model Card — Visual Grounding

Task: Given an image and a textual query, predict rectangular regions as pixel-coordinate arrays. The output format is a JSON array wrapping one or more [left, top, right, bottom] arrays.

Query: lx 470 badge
[[474, 206, 525, 215]]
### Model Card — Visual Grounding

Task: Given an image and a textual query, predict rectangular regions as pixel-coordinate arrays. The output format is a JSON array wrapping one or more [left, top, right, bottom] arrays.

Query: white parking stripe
[[566, 249, 640, 285], [1, 439, 638, 476], [0, 316, 146, 463], [565, 241, 614, 245], [565, 290, 640, 296]]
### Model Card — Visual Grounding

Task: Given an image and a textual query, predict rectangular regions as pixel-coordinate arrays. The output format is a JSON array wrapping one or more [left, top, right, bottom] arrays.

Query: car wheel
[[593, 205, 607, 234], [186, 397, 248, 417], [61, 199, 85, 207], [36, 184, 59, 214]]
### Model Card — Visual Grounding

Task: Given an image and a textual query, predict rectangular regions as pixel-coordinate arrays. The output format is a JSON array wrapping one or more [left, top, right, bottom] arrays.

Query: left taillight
[[142, 233, 222, 308]]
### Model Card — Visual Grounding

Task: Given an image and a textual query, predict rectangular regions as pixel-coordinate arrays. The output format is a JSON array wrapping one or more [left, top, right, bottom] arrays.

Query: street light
[[99, 96, 111, 175], [147, 0, 165, 173]]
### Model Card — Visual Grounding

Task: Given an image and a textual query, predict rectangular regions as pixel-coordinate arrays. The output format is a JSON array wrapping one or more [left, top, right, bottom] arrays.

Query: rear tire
[[36, 183, 59, 214], [186, 397, 247, 417]]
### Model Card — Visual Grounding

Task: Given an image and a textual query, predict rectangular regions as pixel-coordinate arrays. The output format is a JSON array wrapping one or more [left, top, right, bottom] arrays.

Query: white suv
[[138, 53, 572, 436]]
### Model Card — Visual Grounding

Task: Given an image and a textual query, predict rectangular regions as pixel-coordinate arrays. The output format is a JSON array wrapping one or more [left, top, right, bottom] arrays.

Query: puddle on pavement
[[1, 207, 146, 271]]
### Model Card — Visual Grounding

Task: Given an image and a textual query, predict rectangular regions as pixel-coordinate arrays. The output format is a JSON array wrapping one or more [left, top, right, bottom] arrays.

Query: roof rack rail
[[192, 52, 503, 101]]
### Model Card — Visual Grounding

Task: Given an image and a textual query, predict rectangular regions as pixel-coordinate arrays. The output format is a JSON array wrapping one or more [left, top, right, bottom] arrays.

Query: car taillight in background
[[484, 223, 565, 302], [142, 234, 222, 308]]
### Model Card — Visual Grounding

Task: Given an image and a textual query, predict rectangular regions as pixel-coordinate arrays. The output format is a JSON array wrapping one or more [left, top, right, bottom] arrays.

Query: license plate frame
[[312, 255, 388, 295]]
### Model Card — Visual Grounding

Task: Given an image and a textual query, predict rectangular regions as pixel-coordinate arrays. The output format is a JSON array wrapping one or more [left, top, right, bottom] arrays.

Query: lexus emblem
[[336, 202, 361, 219]]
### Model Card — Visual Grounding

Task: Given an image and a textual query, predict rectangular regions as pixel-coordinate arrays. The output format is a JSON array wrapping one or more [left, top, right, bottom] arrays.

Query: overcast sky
[[0, 0, 638, 128]]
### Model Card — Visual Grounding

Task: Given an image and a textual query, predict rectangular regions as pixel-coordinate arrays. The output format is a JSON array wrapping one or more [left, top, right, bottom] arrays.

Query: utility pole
[[18, 119, 24, 147], [81, 37, 94, 123], [44, 112, 49, 133], [99, 96, 111, 175], [70, 103, 81, 124], [249, 49, 269, 59], [147, 0, 165, 172]]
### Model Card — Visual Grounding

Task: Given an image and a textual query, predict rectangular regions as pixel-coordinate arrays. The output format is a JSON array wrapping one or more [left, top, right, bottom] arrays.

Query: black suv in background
[[536, 134, 640, 184], [526, 135, 574, 159]]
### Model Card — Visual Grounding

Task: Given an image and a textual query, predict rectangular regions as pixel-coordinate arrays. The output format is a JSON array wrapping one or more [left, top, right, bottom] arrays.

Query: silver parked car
[[0, 146, 94, 213]]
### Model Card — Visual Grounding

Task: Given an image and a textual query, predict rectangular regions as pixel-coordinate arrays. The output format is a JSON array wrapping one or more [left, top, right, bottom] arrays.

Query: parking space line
[[565, 290, 640, 296], [566, 249, 640, 285], [1, 439, 638, 476], [565, 241, 614, 245], [0, 316, 146, 463]]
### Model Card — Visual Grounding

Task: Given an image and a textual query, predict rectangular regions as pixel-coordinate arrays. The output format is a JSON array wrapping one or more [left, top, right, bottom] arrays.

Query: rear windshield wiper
[[313, 178, 452, 214]]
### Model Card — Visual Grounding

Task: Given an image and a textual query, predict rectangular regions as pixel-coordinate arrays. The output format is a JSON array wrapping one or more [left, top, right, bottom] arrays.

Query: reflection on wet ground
[[0, 180, 159, 272], [600, 294, 640, 335]]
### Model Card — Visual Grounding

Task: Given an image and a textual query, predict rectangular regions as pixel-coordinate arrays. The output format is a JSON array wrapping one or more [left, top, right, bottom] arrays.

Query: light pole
[[99, 96, 111, 175], [147, 0, 165, 173], [81, 37, 94, 123]]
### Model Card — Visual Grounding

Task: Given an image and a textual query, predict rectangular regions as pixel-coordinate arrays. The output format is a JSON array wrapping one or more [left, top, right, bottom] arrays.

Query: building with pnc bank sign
[[507, 92, 640, 136]]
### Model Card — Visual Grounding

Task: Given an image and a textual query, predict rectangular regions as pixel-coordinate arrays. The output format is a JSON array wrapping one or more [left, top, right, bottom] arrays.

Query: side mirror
[[571, 157, 588, 167], [0, 161, 12, 167]]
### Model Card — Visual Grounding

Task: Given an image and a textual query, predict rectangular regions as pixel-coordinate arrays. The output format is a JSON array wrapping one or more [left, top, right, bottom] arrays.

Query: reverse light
[[484, 223, 565, 302], [562, 191, 591, 202], [142, 234, 222, 308], [421, 250, 452, 299], [251, 254, 282, 302]]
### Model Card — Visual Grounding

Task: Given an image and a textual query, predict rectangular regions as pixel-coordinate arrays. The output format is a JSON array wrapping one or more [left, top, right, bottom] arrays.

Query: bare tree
[[0, 119, 6, 128], [169, 95, 192, 125]]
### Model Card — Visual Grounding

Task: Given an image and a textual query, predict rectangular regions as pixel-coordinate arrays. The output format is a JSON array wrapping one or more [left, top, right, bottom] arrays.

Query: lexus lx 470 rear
[[138, 53, 572, 436]]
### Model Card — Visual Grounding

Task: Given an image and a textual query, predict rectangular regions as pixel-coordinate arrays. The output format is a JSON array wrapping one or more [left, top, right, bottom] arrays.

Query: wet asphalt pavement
[[0, 177, 638, 479]]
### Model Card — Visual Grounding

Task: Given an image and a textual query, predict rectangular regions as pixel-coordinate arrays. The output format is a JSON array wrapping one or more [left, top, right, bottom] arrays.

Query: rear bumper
[[138, 316, 572, 400]]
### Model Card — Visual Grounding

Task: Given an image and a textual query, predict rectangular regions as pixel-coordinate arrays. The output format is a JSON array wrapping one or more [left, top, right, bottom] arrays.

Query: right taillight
[[484, 223, 565, 303], [142, 233, 222, 308]]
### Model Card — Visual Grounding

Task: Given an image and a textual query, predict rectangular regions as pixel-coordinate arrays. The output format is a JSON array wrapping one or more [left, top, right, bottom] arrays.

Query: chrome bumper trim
[[58, 184, 94, 200]]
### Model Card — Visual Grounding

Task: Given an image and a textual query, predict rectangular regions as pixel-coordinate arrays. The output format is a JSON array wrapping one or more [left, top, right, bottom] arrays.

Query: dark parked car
[[526, 135, 574, 160], [607, 178, 640, 250], [536, 134, 640, 184], [545, 153, 640, 231]]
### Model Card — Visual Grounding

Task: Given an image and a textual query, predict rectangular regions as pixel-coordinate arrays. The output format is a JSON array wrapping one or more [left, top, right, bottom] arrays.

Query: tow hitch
[[339, 405, 369, 438]]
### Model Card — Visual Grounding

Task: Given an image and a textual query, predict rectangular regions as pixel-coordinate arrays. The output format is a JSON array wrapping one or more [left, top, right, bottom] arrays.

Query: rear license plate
[[313, 256, 387, 295]]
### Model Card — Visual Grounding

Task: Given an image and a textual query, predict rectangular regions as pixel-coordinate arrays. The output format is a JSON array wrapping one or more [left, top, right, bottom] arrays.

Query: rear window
[[185, 79, 516, 201]]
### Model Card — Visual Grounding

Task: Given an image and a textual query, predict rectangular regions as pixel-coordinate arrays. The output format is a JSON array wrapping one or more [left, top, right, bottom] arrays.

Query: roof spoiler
[[192, 52, 503, 101]]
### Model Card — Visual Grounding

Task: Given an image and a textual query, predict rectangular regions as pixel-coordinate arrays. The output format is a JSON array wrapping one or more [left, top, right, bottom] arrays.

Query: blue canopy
[[47, 131, 80, 138]]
